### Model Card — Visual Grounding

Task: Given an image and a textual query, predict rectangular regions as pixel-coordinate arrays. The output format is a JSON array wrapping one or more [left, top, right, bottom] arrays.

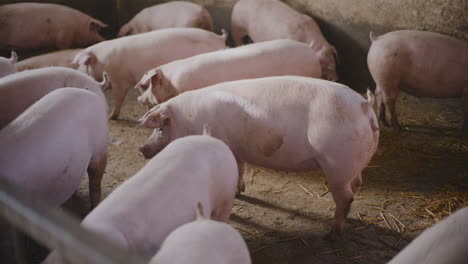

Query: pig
[[42, 133, 238, 263], [231, 0, 338, 81], [118, 1, 213, 37], [0, 3, 107, 50], [0, 67, 109, 129], [367, 30, 468, 130], [16, 49, 82, 71], [72, 27, 227, 119], [135, 39, 322, 108], [0, 88, 108, 208], [149, 203, 251, 264], [138, 76, 380, 237], [388, 207, 468, 264], [0, 51, 17, 77]]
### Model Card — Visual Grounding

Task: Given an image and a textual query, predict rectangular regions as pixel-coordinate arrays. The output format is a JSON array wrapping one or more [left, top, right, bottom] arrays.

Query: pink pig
[[118, 1, 213, 37], [16, 49, 82, 71], [73, 28, 227, 119], [231, 0, 338, 81], [42, 133, 238, 263], [367, 30, 468, 129], [0, 51, 17, 78], [139, 76, 379, 237], [0, 88, 108, 208], [0, 3, 107, 50], [0, 67, 108, 129], [135, 39, 322, 107], [149, 203, 251, 264]]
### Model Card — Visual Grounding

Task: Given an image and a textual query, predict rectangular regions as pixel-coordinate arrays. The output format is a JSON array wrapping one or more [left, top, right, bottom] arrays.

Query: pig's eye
[[157, 127, 163, 132]]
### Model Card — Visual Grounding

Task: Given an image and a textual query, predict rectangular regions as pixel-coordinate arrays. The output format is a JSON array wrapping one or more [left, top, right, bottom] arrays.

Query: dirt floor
[[72, 87, 468, 264]]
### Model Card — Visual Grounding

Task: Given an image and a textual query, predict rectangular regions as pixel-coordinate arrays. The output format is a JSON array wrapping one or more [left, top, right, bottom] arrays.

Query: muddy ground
[[71, 87, 468, 264]]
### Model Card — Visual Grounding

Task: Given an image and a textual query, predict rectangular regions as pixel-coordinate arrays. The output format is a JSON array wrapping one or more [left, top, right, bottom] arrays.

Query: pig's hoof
[[237, 182, 245, 193], [324, 229, 341, 241], [108, 114, 118, 120]]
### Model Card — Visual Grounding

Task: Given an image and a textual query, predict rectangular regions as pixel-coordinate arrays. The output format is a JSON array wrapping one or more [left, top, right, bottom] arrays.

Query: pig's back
[[244, 0, 317, 43], [90, 28, 225, 73], [16, 49, 82, 71], [172, 39, 320, 90], [0, 67, 105, 128], [388, 207, 468, 264], [136, 1, 206, 31], [152, 219, 250, 264], [202, 76, 362, 112], [369, 30, 468, 97]]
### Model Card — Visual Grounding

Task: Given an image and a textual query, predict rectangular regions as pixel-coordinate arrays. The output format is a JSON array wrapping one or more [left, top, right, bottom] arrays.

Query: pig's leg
[[318, 153, 359, 239], [381, 81, 400, 129], [462, 86, 468, 131], [350, 173, 363, 194], [236, 159, 246, 194], [87, 151, 107, 209], [388, 98, 400, 129], [109, 81, 131, 120], [328, 182, 354, 239], [212, 199, 234, 222], [375, 86, 389, 127]]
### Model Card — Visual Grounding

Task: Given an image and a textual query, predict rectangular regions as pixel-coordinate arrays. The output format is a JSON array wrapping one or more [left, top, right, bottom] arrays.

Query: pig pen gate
[[0, 177, 147, 264]]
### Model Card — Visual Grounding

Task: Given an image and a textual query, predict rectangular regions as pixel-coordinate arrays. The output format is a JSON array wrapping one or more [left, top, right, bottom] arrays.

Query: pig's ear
[[152, 69, 178, 103], [9, 51, 17, 64], [150, 69, 165, 87], [118, 24, 132, 37], [138, 105, 171, 128], [73, 51, 97, 67], [136, 69, 158, 93], [89, 19, 108, 31]]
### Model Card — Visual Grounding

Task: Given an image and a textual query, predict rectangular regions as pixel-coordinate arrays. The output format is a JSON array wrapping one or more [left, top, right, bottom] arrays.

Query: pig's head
[[138, 104, 173, 159], [72, 50, 104, 81], [135, 68, 178, 108], [310, 42, 339, 82], [77, 19, 107, 46]]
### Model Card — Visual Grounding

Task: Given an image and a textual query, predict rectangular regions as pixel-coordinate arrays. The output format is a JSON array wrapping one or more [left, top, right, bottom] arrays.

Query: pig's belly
[[402, 79, 463, 98], [243, 146, 321, 172], [401, 63, 466, 98]]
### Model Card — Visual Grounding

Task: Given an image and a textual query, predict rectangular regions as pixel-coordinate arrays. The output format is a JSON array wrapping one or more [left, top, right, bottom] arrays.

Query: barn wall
[[2, 0, 467, 90]]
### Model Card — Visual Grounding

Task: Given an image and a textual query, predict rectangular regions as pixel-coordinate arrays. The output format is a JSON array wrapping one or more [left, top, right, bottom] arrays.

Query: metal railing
[[0, 177, 147, 264]]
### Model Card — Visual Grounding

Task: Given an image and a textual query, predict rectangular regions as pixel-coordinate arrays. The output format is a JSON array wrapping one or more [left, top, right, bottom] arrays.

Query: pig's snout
[[139, 144, 155, 159]]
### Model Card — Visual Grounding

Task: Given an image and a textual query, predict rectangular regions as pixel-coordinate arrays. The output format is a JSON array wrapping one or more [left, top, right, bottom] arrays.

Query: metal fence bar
[[0, 177, 147, 264]]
